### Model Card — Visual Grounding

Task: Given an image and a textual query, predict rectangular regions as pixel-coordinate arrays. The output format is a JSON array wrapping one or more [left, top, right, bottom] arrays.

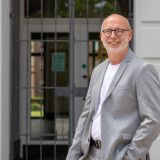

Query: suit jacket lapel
[[103, 48, 134, 102], [94, 60, 110, 111]]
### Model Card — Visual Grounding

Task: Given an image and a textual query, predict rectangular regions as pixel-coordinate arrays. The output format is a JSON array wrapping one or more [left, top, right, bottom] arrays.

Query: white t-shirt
[[91, 63, 120, 140]]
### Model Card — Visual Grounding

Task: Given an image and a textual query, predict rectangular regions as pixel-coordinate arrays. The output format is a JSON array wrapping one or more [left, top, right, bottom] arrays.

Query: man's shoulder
[[131, 52, 153, 68], [126, 48, 145, 64], [131, 53, 145, 65], [93, 59, 109, 71], [129, 52, 158, 77]]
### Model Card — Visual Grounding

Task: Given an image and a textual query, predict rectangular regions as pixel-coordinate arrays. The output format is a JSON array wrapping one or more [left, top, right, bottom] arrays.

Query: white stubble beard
[[102, 36, 129, 55]]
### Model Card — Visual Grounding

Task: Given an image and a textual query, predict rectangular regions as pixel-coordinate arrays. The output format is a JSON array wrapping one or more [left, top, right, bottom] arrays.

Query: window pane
[[24, 0, 69, 18], [117, 0, 133, 18], [24, 0, 41, 18], [24, 0, 133, 19], [31, 89, 44, 118], [75, 0, 115, 18], [56, 97, 69, 140], [43, 42, 69, 87], [31, 33, 69, 87], [30, 89, 69, 141], [24, 0, 117, 19], [31, 41, 41, 53], [31, 56, 44, 87]]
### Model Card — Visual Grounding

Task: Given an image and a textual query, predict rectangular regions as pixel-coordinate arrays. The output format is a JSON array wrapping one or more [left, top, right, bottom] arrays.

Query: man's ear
[[128, 30, 133, 41], [100, 32, 103, 41]]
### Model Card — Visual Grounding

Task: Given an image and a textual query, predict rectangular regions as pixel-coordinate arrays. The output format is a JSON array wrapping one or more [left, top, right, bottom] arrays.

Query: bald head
[[101, 14, 131, 31]]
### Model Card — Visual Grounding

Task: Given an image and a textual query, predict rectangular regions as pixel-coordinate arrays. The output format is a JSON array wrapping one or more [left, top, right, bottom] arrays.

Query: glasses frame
[[102, 28, 131, 37]]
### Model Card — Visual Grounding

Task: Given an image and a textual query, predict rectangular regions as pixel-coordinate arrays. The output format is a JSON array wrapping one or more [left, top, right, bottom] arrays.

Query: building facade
[[0, 0, 160, 160]]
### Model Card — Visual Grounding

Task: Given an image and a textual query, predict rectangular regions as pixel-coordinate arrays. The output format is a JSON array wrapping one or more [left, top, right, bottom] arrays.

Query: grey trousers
[[84, 144, 103, 160], [83, 145, 150, 160]]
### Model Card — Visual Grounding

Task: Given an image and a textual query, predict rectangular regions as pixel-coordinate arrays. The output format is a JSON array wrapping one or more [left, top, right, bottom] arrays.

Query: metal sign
[[52, 53, 65, 71]]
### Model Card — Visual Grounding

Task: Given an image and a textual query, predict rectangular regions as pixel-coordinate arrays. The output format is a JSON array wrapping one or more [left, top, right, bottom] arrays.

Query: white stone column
[[134, 0, 160, 159], [0, 0, 11, 159]]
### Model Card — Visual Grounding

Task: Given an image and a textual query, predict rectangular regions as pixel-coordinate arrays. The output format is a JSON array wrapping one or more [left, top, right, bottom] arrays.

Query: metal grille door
[[11, 0, 133, 159]]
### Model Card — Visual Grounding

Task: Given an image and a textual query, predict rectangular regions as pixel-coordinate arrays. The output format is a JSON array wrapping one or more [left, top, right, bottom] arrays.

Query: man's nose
[[110, 31, 117, 39]]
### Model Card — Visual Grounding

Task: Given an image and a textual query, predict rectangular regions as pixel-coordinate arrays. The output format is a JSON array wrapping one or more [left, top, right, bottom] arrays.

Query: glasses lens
[[104, 30, 111, 37], [115, 29, 123, 36]]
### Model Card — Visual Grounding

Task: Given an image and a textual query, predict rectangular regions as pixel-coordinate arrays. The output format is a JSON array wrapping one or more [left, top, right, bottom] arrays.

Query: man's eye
[[105, 30, 111, 33]]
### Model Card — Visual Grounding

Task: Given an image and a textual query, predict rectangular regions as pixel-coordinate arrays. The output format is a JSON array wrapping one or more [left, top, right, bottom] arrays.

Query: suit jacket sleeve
[[123, 63, 160, 160], [66, 69, 95, 160]]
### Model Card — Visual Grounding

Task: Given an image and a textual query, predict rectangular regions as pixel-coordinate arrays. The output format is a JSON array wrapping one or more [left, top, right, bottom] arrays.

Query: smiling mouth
[[109, 41, 120, 45]]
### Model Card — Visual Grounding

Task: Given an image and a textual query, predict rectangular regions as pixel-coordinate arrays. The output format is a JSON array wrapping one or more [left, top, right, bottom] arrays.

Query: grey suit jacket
[[66, 49, 160, 160]]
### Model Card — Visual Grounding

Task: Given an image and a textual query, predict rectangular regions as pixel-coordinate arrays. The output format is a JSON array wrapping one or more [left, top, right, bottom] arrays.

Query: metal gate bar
[[115, 0, 117, 13], [54, 0, 58, 159], [25, 0, 30, 159], [39, 0, 43, 159], [69, 0, 75, 144]]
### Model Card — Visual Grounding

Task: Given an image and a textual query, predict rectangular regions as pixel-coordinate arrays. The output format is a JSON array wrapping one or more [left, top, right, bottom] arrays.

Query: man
[[66, 14, 160, 160]]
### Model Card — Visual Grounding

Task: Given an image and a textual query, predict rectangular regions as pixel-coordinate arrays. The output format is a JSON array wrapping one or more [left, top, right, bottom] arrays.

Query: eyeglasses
[[102, 28, 130, 37]]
